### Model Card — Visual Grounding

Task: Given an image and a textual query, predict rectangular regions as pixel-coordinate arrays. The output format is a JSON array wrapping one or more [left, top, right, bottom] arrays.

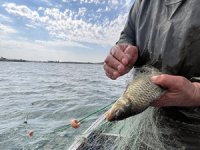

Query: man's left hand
[[151, 74, 200, 107]]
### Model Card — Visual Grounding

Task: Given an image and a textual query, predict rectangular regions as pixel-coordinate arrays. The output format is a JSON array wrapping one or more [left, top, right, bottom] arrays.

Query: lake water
[[0, 62, 130, 149]]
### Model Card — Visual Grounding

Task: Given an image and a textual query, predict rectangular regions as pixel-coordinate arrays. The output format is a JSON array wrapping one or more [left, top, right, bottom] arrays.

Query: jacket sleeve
[[116, 0, 142, 45]]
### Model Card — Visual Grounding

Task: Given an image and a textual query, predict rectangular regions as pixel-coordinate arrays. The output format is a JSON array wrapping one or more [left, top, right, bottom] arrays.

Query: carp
[[106, 67, 165, 121]]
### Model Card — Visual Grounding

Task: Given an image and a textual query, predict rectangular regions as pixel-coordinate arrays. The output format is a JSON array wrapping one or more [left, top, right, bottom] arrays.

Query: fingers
[[150, 74, 181, 107], [151, 74, 187, 90], [104, 63, 119, 80], [105, 54, 123, 71], [124, 45, 138, 67], [110, 45, 128, 66], [150, 74, 197, 107], [104, 44, 138, 79]]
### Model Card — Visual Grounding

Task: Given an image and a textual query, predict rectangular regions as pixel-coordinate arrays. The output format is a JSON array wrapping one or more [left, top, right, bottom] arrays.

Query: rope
[[54, 101, 114, 132], [79, 101, 113, 123]]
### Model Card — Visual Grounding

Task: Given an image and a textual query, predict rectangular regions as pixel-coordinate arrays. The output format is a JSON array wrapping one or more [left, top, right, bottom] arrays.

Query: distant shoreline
[[0, 57, 103, 65]]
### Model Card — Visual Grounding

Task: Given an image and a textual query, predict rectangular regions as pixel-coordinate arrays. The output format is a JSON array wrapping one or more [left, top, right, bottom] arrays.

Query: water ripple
[[0, 62, 129, 149]]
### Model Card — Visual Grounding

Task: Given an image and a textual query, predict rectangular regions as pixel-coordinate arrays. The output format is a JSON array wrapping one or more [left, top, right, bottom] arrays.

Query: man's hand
[[104, 44, 138, 80], [151, 74, 200, 107]]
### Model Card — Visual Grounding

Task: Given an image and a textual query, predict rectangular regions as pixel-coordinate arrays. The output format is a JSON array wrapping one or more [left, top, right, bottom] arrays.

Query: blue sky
[[0, 0, 134, 62]]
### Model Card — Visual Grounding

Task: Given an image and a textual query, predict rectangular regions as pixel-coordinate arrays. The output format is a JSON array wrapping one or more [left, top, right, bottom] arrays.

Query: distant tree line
[[0, 57, 103, 64]]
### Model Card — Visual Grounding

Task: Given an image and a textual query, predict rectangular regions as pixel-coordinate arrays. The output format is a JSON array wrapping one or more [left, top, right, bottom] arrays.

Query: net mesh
[[7, 67, 189, 149], [69, 107, 184, 150], [68, 67, 185, 150]]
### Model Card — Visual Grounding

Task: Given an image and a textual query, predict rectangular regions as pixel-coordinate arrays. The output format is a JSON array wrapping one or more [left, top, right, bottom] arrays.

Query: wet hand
[[104, 44, 138, 80], [151, 74, 200, 107]]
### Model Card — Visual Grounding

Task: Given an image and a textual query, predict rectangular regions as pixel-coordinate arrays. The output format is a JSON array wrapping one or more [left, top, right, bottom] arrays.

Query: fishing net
[[68, 68, 185, 150], [69, 107, 185, 150], [8, 66, 198, 149]]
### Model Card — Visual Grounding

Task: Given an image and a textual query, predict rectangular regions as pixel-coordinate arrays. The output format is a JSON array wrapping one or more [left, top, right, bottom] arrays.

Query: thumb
[[151, 74, 180, 89]]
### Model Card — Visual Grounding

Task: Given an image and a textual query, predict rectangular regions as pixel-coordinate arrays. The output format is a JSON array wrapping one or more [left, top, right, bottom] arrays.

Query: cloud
[[2, 2, 130, 46], [0, 1, 136, 62], [0, 38, 94, 62], [62, 0, 102, 4], [108, 0, 119, 9], [0, 14, 13, 22], [25, 24, 37, 29], [39, 0, 53, 6], [124, 0, 134, 10], [2, 3, 39, 21], [78, 7, 87, 16], [0, 23, 17, 34]]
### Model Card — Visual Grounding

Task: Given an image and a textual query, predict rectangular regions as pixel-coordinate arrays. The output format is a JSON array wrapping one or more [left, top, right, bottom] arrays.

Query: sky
[[0, 0, 134, 62]]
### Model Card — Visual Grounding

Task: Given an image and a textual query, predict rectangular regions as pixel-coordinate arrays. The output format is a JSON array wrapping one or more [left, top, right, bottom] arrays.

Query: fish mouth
[[106, 111, 112, 121], [106, 103, 144, 121], [106, 110, 118, 121], [106, 108, 131, 121]]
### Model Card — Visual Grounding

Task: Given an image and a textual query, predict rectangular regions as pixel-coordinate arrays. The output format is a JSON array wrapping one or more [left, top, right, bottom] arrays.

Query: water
[[0, 62, 130, 149]]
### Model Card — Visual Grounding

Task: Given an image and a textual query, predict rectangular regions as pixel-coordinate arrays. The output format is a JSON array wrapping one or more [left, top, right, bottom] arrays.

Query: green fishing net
[[69, 107, 185, 150]]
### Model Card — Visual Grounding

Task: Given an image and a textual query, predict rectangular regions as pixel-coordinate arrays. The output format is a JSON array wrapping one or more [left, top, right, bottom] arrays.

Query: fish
[[106, 67, 165, 121]]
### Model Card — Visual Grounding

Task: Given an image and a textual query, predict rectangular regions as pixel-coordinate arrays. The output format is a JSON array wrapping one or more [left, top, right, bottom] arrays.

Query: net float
[[70, 119, 80, 128]]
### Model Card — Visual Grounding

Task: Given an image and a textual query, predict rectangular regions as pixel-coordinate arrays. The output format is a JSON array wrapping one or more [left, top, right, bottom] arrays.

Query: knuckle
[[106, 68, 112, 76], [107, 57, 120, 69], [104, 55, 111, 64], [128, 45, 135, 49], [159, 74, 167, 82], [105, 65, 111, 73], [112, 50, 116, 56], [181, 76, 187, 83], [110, 46, 117, 55], [176, 77, 186, 88], [106, 72, 112, 79], [125, 46, 138, 58], [107, 68, 114, 76], [104, 64, 113, 76], [117, 44, 126, 50], [131, 46, 138, 54]]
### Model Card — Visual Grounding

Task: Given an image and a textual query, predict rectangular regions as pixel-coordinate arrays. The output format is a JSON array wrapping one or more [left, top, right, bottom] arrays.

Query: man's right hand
[[104, 44, 138, 80]]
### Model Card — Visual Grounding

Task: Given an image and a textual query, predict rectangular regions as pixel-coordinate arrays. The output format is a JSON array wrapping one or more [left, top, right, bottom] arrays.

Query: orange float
[[28, 130, 34, 137], [70, 119, 80, 128]]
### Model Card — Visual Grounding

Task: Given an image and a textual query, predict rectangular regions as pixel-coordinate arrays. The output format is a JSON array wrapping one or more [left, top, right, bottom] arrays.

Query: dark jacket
[[117, 0, 200, 149]]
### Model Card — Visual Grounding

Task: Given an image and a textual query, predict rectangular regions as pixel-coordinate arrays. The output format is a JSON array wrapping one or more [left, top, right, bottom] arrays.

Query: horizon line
[[0, 57, 104, 64]]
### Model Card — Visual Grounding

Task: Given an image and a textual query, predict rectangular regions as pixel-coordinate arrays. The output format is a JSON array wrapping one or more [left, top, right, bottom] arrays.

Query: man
[[104, 0, 200, 149]]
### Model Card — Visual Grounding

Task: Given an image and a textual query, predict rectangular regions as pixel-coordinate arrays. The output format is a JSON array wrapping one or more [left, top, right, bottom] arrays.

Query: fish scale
[[106, 67, 165, 121]]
